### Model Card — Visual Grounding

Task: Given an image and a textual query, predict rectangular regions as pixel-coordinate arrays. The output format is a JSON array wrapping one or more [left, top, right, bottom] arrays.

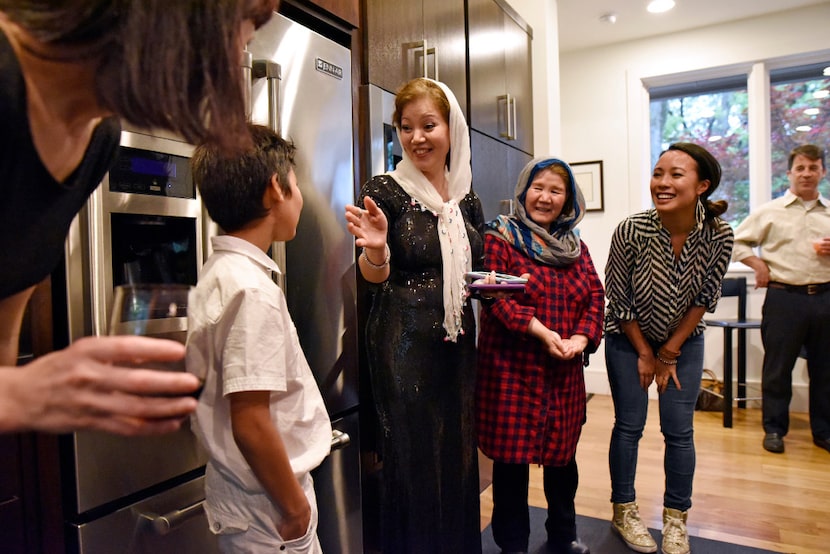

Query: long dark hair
[[665, 142, 728, 227], [0, 0, 278, 154]]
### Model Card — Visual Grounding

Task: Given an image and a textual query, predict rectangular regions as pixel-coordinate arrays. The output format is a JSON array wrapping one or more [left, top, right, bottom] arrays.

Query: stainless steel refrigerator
[[246, 12, 362, 553]]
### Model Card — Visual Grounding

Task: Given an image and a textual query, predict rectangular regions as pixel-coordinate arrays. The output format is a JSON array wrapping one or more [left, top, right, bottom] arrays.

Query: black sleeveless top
[[0, 29, 121, 298]]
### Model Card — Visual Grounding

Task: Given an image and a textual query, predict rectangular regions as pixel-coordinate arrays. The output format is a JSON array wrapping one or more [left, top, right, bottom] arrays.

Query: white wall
[[552, 4, 830, 407], [507, 0, 561, 156]]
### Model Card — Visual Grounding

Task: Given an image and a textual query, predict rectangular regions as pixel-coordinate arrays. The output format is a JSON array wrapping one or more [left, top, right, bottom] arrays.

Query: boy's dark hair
[[192, 124, 296, 233], [788, 144, 826, 170]]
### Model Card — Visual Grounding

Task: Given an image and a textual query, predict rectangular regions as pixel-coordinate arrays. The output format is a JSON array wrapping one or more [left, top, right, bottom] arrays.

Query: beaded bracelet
[[361, 244, 390, 269], [656, 354, 678, 365]]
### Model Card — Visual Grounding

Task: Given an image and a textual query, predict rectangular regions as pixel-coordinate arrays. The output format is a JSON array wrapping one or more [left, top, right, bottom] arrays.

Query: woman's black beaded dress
[[359, 175, 485, 554]]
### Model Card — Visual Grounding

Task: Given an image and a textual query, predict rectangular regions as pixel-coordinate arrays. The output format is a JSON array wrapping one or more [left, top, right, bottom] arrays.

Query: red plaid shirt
[[476, 233, 604, 466]]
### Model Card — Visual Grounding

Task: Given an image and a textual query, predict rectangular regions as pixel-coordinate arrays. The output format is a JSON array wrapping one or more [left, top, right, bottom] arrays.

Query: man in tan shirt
[[732, 144, 830, 454]]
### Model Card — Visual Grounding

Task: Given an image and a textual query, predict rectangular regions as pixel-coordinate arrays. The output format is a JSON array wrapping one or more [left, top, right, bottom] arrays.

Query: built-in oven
[[62, 126, 215, 553]]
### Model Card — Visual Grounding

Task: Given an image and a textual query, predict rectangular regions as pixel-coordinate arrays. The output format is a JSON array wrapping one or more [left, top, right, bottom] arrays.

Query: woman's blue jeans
[[605, 332, 704, 512]]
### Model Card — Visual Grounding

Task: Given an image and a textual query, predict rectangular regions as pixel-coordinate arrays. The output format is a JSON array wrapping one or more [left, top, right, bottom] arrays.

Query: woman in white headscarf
[[345, 78, 484, 554]]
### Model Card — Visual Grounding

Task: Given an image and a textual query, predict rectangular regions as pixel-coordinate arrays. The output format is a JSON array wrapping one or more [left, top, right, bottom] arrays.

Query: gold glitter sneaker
[[662, 507, 691, 554], [611, 501, 657, 553]]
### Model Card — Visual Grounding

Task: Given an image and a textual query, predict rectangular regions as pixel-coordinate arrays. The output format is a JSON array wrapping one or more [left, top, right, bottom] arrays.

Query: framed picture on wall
[[570, 160, 604, 212]]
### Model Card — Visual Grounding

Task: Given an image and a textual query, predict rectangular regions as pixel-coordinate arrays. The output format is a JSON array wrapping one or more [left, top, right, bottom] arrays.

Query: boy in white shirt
[[187, 124, 331, 553]]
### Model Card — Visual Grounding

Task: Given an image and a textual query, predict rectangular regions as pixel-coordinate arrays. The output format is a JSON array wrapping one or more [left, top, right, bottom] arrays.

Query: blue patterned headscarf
[[486, 157, 585, 267]]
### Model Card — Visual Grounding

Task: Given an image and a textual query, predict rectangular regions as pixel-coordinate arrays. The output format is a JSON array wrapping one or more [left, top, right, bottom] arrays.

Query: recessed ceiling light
[[814, 90, 830, 99], [647, 0, 676, 13], [796, 125, 812, 132], [823, 66, 830, 76], [599, 12, 618, 24], [708, 135, 722, 142], [804, 108, 820, 116]]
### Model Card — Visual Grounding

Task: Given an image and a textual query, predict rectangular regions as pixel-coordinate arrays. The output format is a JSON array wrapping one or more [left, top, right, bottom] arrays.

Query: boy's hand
[[277, 501, 311, 541]]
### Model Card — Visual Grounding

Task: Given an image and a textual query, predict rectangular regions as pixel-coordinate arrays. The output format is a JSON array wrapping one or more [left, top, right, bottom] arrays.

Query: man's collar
[[782, 189, 829, 207]]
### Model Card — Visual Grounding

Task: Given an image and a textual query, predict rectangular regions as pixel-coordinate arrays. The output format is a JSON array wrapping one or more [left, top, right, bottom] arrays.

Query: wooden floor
[[479, 394, 830, 554]]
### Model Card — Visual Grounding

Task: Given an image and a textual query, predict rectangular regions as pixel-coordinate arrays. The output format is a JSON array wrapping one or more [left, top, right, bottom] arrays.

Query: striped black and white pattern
[[604, 209, 734, 343]]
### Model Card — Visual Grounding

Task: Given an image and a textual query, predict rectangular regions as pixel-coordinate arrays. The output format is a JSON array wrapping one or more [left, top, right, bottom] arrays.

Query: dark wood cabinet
[[468, 0, 533, 155], [471, 129, 532, 222], [301, 0, 359, 27], [365, 0, 467, 112], [0, 278, 58, 553], [0, 434, 25, 554]]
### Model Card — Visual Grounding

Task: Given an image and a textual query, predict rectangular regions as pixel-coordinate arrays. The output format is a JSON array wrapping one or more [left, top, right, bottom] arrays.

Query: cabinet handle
[[411, 40, 438, 81], [140, 499, 205, 535], [497, 93, 515, 140], [510, 95, 518, 141], [497, 94, 507, 138], [427, 43, 438, 81]]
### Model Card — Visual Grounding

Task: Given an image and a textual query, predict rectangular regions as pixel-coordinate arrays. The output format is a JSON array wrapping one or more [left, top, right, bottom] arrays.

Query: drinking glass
[[109, 283, 193, 375]]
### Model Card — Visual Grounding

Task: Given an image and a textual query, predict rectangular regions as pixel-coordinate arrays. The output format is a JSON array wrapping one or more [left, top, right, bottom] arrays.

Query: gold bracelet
[[658, 346, 681, 360], [361, 245, 390, 269]]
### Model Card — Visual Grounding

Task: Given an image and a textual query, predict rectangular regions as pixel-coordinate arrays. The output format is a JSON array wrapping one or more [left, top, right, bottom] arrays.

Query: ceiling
[[557, 0, 830, 53]]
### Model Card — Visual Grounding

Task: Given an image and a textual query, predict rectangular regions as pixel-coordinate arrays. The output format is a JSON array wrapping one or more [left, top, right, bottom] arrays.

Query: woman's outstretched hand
[[345, 196, 388, 249]]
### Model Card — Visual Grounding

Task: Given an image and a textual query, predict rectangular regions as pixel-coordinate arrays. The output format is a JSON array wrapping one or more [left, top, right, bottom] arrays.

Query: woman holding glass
[[0, 0, 278, 435]]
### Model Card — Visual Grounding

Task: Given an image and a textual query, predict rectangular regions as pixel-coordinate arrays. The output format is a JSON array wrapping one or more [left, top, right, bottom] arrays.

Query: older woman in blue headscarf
[[476, 157, 604, 554]]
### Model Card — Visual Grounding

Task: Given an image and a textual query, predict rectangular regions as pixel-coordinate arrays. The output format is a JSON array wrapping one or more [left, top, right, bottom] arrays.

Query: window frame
[[648, 76, 750, 228], [642, 51, 830, 218]]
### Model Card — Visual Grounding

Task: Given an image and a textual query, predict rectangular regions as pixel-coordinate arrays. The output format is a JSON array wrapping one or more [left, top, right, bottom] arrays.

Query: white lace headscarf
[[388, 79, 472, 342]]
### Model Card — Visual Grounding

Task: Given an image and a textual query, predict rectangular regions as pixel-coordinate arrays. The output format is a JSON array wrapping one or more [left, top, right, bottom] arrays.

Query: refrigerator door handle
[[252, 59, 282, 135], [242, 50, 253, 120], [139, 499, 206, 535], [252, 59, 286, 290], [330, 429, 351, 452]]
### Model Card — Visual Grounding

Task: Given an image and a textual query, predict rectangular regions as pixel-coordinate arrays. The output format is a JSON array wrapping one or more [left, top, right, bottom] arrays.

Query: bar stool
[[704, 277, 762, 428]]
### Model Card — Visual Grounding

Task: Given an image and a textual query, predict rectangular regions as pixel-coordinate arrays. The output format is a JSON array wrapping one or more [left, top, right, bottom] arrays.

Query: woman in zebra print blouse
[[603, 143, 734, 554]]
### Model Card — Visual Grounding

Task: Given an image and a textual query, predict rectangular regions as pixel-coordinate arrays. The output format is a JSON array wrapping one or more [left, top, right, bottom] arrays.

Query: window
[[648, 58, 830, 229], [649, 76, 749, 227], [770, 62, 830, 198]]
